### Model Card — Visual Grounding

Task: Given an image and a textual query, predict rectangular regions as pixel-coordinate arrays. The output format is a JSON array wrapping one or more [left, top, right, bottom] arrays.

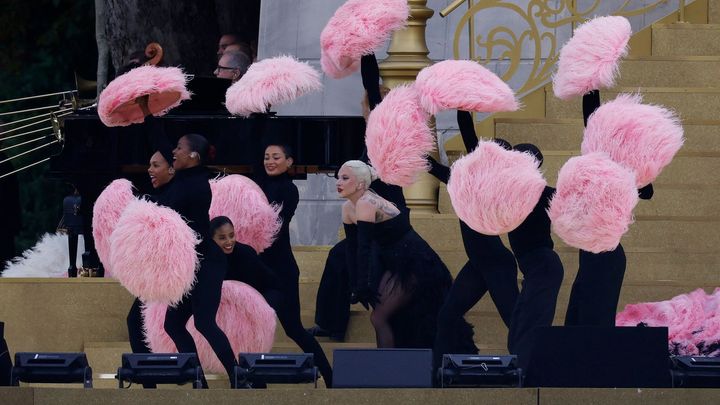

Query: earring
[[168, 168, 175, 175]]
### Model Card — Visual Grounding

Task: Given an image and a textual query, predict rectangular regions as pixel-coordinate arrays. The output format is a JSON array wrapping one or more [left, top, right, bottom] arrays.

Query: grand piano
[[48, 76, 367, 273]]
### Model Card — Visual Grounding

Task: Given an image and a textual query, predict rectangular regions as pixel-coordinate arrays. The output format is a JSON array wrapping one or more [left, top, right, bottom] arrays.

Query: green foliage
[[0, 0, 96, 252]]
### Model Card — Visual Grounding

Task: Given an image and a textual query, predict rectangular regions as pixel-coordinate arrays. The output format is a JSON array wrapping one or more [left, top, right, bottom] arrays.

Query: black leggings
[[264, 271, 334, 388], [507, 249, 563, 368], [565, 245, 626, 327], [127, 298, 156, 389], [313, 240, 350, 336], [164, 243, 237, 386]]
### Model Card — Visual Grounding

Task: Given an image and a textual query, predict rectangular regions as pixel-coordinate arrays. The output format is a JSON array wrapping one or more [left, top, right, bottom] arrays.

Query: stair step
[[545, 87, 720, 121], [652, 23, 720, 56], [295, 247, 720, 285], [494, 119, 720, 154], [618, 57, 720, 87], [410, 213, 720, 253]]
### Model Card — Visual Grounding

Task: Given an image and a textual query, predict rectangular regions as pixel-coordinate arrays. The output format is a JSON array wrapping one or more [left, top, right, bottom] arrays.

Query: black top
[[256, 173, 300, 275], [61, 195, 83, 232], [225, 242, 281, 292], [154, 165, 212, 239], [508, 186, 556, 258]]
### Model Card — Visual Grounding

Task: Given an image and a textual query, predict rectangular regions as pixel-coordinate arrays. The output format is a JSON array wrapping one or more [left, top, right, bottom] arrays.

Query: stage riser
[[652, 24, 720, 56], [2, 387, 720, 404], [546, 89, 720, 121]]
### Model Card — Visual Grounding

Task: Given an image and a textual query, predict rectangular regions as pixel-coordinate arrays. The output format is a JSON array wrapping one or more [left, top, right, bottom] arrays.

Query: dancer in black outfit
[[505, 144, 564, 369], [308, 53, 407, 340], [427, 111, 519, 365], [254, 144, 334, 388], [160, 134, 237, 388], [338, 160, 475, 350], [124, 102, 176, 389], [564, 90, 653, 327]]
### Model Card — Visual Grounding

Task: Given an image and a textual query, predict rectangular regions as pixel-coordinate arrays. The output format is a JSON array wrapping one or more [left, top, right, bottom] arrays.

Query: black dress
[[428, 110, 519, 365], [564, 90, 654, 327], [157, 165, 237, 386], [255, 173, 334, 387], [346, 213, 476, 350], [507, 186, 564, 368]]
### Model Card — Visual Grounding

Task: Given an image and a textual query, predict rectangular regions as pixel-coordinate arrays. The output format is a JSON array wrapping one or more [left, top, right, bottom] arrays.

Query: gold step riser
[[652, 24, 720, 56]]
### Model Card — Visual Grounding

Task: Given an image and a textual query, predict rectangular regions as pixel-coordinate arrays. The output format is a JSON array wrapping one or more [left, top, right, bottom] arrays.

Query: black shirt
[[154, 165, 212, 239], [508, 186, 556, 258]]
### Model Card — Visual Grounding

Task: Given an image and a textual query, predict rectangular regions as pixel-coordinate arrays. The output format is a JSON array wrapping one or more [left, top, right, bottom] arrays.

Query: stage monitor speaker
[[333, 349, 433, 388], [440, 354, 521, 388], [11, 352, 92, 388], [671, 356, 720, 388], [236, 353, 317, 387], [116, 353, 203, 388], [1, 322, 11, 386], [523, 326, 671, 388]]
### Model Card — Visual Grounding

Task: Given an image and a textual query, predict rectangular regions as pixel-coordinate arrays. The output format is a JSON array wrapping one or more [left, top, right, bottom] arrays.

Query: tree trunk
[[100, 0, 261, 77]]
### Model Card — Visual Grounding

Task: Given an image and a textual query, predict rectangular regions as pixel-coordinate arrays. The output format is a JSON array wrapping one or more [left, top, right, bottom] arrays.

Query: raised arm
[[582, 90, 601, 127], [457, 110, 479, 153], [361, 54, 382, 111]]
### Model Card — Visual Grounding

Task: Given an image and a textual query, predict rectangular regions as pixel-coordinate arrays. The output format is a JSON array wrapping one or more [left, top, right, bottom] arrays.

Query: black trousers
[[565, 245, 626, 327], [265, 269, 334, 388], [313, 240, 350, 336], [507, 249, 564, 368], [164, 242, 237, 386], [126, 298, 156, 388]]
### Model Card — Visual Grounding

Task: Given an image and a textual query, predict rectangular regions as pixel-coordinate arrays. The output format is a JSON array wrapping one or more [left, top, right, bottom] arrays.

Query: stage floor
[[2, 387, 720, 405]]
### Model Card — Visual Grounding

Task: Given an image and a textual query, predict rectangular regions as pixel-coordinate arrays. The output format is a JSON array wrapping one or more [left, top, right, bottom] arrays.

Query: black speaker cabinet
[[524, 326, 671, 388], [333, 349, 433, 388]]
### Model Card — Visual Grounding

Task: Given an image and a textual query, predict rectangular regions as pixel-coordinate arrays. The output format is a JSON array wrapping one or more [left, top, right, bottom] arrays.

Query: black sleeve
[[638, 183, 654, 200], [426, 155, 450, 184], [457, 110, 478, 153], [582, 90, 601, 127], [361, 53, 382, 111], [344, 223, 359, 290], [236, 243, 282, 289], [279, 183, 299, 225]]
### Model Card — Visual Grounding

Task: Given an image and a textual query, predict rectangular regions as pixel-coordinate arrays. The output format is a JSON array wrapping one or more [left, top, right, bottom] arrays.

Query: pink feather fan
[[447, 141, 546, 235], [553, 16, 631, 100], [143, 281, 277, 373], [548, 153, 639, 253], [209, 175, 282, 253], [98, 65, 191, 127], [414, 60, 519, 115], [225, 56, 322, 117], [365, 85, 433, 187], [92, 179, 135, 277], [320, 0, 409, 79], [109, 198, 200, 306], [617, 288, 720, 356], [582, 93, 684, 187]]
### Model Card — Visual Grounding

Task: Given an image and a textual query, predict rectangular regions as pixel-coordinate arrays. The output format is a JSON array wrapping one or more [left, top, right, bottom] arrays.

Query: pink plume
[[553, 16, 631, 99], [548, 153, 638, 253], [414, 60, 519, 115], [365, 85, 433, 187], [209, 175, 282, 253], [109, 198, 200, 306], [143, 281, 276, 373], [447, 141, 546, 235], [92, 179, 135, 277], [98, 65, 191, 127], [582, 94, 685, 187], [320, 0, 409, 78], [225, 56, 321, 117]]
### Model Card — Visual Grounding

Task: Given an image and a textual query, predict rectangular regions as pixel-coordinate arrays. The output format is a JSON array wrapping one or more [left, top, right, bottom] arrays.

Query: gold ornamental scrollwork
[[453, 0, 675, 97]]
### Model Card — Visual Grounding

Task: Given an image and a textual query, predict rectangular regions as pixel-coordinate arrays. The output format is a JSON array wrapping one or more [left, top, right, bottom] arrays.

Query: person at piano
[[338, 160, 475, 350], [214, 49, 251, 83], [254, 143, 334, 387], [125, 145, 175, 389], [159, 133, 238, 388]]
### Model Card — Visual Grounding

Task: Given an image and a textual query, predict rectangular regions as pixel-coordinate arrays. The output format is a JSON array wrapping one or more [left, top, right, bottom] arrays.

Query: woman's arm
[[426, 156, 450, 184], [361, 54, 382, 110], [582, 90, 601, 127], [457, 110, 479, 153]]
